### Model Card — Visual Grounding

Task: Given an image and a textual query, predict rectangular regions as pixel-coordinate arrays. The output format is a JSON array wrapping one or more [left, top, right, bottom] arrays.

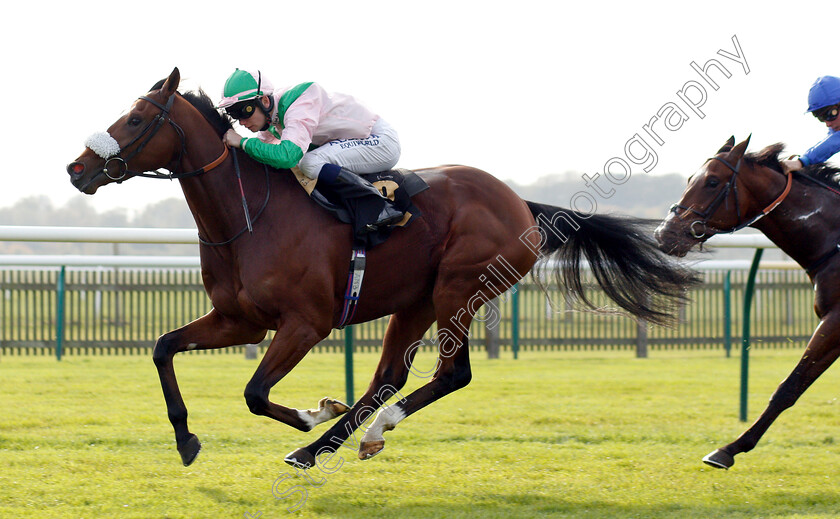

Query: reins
[[791, 169, 840, 197], [197, 163, 272, 247]]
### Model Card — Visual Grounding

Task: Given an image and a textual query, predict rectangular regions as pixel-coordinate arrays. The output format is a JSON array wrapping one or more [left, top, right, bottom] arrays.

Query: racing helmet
[[218, 69, 274, 109], [807, 75, 840, 112]]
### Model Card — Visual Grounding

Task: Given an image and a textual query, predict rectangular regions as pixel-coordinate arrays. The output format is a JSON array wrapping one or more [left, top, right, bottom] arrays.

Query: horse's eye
[[128, 117, 142, 127], [705, 177, 720, 188]]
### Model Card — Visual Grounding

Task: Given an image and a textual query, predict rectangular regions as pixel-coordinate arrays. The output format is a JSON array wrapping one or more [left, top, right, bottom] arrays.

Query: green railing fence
[[0, 266, 818, 357]]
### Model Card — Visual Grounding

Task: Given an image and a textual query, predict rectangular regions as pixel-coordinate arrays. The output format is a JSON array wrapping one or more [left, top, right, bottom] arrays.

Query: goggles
[[813, 104, 840, 123], [226, 100, 260, 120]]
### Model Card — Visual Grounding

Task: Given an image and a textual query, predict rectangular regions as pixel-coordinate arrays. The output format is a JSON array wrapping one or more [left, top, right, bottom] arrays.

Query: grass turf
[[1, 348, 840, 518]]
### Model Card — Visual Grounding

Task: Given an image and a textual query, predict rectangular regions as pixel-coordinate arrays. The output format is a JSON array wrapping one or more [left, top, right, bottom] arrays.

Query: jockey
[[782, 75, 840, 173], [217, 69, 404, 235]]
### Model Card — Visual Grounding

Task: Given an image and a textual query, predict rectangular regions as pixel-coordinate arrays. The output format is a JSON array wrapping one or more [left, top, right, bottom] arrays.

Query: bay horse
[[655, 135, 840, 469], [67, 68, 698, 469]]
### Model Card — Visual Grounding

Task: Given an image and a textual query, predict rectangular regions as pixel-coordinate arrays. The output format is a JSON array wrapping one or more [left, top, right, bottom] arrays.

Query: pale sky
[[3, 0, 835, 216]]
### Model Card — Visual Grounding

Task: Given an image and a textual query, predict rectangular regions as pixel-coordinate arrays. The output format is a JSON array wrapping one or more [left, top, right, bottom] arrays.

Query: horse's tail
[[525, 201, 701, 326]]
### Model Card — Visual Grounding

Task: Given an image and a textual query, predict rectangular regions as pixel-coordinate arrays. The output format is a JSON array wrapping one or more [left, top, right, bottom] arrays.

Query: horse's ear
[[717, 136, 736, 154], [729, 134, 751, 161], [161, 67, 180, 96]]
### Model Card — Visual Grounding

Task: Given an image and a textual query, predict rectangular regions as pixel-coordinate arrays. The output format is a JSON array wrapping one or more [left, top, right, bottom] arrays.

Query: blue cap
[[807, 76, 840, 112]]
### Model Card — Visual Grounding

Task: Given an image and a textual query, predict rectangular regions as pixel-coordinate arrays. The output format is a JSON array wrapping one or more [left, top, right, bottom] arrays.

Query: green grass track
[[2, 349, 839, 518]]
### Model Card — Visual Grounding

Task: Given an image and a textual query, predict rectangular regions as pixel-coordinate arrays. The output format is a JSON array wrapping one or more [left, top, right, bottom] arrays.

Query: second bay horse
[[656, 135, 840, 469]]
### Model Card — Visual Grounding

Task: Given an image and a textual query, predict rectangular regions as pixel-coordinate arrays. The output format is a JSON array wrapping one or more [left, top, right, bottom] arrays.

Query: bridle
[[101, 92, 229, 182], [669, 155, 793, 239], [77, 90, 270, 247]]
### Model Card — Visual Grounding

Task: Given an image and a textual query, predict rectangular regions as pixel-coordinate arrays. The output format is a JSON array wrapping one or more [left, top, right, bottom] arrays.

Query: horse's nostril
[[67, 162, 84, 176]]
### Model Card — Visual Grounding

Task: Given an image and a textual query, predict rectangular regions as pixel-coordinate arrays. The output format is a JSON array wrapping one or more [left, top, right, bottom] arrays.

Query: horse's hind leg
[[704, 314, 840, 469], [153, 308, 267, 466], [284, 301, 436, 468], [349, 291, 477, 461], [357, 317, 474, 460], [349, 218, 529, 460]]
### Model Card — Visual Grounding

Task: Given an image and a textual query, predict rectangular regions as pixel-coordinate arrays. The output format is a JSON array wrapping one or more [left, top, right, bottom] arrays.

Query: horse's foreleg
[[284, 303, 436, 469], [705, 316, 840, 469], [152, 309, 267, 466], [242, 318, 333, 431]]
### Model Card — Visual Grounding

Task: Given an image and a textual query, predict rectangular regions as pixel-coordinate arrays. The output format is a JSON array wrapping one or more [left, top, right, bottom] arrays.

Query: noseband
[[669, 156, 793, 239]]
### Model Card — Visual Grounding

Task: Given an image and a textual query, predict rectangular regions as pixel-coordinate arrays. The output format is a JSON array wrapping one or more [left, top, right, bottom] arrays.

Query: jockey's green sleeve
[[241, 137, 304, 170]]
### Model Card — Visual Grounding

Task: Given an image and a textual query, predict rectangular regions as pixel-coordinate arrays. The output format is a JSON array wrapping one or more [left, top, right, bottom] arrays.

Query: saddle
[[292, 167, 429, 248]]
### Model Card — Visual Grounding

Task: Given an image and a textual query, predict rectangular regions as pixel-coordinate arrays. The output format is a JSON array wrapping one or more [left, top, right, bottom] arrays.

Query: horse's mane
[[743, 143, 785, 172], [148, 79, 233, 137], [744, 142, 840, 188]]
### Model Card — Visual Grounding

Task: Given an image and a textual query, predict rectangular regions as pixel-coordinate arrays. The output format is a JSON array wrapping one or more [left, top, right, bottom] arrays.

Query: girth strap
[[337, 248, 367, 328]]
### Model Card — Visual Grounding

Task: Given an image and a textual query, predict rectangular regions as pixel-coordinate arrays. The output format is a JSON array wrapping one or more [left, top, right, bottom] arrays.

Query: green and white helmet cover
[[217, 69, 274, 108]]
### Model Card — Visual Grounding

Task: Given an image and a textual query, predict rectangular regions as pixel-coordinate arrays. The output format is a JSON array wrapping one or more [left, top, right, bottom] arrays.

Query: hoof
[[178, 434, 202, 466], [284, 447, 316, 469], [321, 397, 351, 416], [702, 449, 735, 469], [358, 440, 385, 460]]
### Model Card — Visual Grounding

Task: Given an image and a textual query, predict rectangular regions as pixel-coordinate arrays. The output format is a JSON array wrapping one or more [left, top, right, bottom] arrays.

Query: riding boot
[[323, 167, 405, 234]]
